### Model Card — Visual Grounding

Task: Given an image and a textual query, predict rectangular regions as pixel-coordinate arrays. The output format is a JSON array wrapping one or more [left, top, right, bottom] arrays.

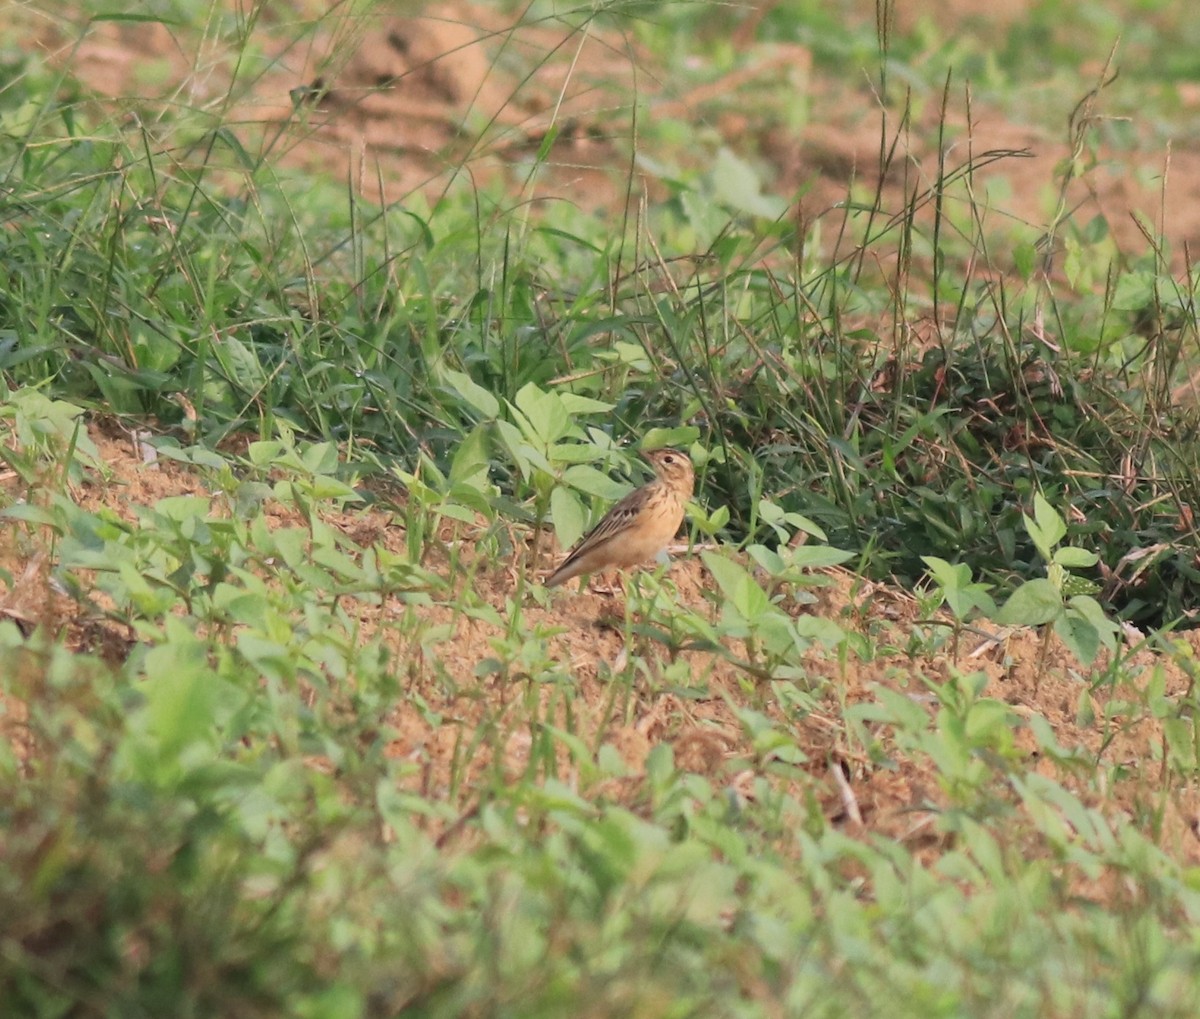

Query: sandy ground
[[42, 0, 1200, 267]]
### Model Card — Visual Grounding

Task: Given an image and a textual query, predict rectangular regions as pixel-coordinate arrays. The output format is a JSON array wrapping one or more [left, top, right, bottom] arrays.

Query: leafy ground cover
[[4, 0, 1200, 1015]]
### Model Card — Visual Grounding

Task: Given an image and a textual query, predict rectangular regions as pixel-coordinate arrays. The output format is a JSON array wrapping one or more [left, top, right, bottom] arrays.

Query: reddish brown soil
[[44, 0, 1200, 268]]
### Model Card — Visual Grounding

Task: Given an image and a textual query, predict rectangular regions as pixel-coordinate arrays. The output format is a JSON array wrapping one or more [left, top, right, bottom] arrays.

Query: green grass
[[5, 0, 1200, 1015]]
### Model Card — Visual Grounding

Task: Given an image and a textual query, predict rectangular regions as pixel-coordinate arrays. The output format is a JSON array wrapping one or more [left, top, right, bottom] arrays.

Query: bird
[[544, 448, 694, 590]]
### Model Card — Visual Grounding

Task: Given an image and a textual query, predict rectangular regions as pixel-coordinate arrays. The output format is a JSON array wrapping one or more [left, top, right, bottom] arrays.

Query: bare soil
[[49, 0, 1200, 265]]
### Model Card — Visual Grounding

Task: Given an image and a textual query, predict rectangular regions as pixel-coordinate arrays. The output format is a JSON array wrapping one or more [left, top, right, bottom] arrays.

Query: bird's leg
[[588, 570, 625, 597]]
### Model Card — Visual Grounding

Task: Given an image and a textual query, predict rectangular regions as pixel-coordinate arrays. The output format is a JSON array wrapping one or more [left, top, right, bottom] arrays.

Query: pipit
[[544, 448, 694, 590]]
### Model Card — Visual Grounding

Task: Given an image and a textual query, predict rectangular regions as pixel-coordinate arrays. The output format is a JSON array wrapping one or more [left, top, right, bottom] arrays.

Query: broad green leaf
[[945, 585, 997, 620], [757, 610, 801, 658], [1026, 494, 1066, 560], [118, 561, 176, 617], [996, 578, 1061, 626], [692, 502, 730, 537], [248, 439, 286, 467], [921, 555, 967, 588], [299, 441, 340, 475], [495, 418, 552, 477], [641, 426, 698, 451], [1013, 239, 1037, 279], [441, 367, 499, 419], [1054, 612, 1100, 665], [964, 698, 1018, 745], [1054, 546, 1098, 569], [513, 382, 569, 445], [550, 485, 585, 551], [1109, 269, 1158, 312], [559, 393, 613, 415], [850, 686, 930, 733], [792, 614, 846, 647], [747, 544, 786, 576], [702, 551, 771, 622], [549, 441, 614, 465], [131, 628, 221, 768], [1066, 595, 1120, 652], [786, 546, 854, 569], [563, 464, 630, 500]]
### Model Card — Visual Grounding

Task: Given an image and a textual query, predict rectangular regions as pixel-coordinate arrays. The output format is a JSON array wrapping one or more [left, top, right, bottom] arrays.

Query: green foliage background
[[4, 0, 1200, 1015]]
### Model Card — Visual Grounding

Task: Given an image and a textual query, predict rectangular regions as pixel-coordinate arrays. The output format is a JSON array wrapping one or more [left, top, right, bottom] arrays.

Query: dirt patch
[[42, 0, 1200, 271]]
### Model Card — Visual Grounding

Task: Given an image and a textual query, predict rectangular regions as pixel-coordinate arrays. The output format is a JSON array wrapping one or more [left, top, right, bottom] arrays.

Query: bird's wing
[[561, 487, 648, 560]]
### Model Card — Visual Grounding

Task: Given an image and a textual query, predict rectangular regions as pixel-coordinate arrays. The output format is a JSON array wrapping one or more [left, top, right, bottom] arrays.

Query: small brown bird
[[544, 448, 694, 589]]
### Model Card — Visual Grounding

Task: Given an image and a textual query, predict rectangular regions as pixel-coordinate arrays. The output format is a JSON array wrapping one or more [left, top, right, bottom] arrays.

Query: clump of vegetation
[[4, 0, 1200, 1015]]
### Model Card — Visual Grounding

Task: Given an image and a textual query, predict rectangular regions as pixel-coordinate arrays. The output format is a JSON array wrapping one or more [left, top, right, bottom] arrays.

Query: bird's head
[[641, 447, 695, 497]]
